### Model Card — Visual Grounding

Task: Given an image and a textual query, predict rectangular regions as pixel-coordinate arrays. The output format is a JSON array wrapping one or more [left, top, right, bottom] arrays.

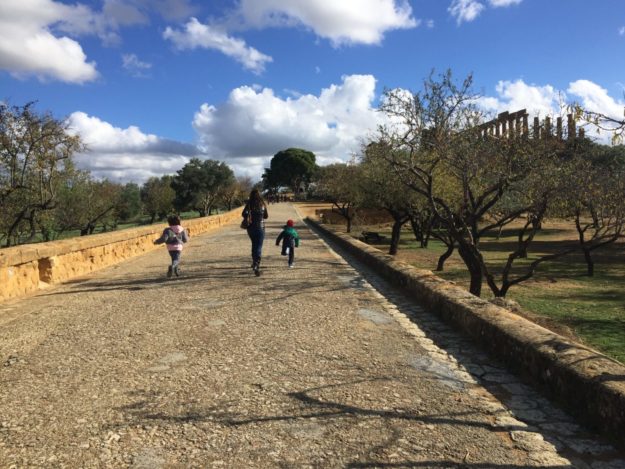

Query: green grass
[[350, 222, 625, 364]]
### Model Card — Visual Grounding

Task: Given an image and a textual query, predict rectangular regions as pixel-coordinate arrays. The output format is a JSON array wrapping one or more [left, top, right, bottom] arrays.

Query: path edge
[[305, 216, 625, 449]]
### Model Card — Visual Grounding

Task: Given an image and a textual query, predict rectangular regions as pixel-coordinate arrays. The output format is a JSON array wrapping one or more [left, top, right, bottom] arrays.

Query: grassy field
[[304, 204, 625, 364], [4, 210, 206, 246]]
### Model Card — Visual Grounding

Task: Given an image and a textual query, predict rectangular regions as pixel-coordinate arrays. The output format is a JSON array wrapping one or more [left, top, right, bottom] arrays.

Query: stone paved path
[[0, 203, 624, 468]]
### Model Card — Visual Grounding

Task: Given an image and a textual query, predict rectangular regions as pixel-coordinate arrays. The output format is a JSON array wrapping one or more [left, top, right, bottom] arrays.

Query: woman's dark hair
[[248, 189, 265, 210], [167, 214, 181, 226]]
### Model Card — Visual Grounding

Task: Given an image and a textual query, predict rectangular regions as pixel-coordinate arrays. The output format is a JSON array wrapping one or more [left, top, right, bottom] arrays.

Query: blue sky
[[1, 0, 624, 183]]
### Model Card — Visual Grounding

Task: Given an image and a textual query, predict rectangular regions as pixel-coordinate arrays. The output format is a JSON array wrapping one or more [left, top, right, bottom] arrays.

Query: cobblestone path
[[0, 203, 624, 468]]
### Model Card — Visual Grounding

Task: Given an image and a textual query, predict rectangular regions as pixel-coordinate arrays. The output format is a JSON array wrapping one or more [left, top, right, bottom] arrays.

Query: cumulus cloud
[[478, 78, 624, 142], [478, 79, 562, 117], [67, 112, 201, 182], [192, 74, 384, 177], [567, 80, 625, 120], [234, 0, 417, 45], [163, 17, 273, 74], [0, 0, 98, 82]]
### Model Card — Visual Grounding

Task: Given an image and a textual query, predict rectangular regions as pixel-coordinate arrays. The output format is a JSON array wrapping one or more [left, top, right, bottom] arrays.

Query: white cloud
[[619, 26, 625, 36], [192, 74, 384, 177], [449, 0, 521, 24], [478, 79, 562, 117], [163, 17, 273, 74], [448, 0, 485, 24], [488, 0, 522, 7], [122, 53, 152, 77], [0, 0, 98, 83], [567, 80, 624, 121], [67, 112, 201, 182], [478, 78, 625, 142], [235, 0, 417, 45]]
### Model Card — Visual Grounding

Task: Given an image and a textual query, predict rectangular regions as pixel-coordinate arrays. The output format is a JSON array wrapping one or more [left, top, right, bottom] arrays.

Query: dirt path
[[0, 203, 622, 468]]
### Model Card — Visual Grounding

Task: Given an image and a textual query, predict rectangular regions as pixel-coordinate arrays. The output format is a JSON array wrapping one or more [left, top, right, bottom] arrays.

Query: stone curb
[[306, 217, 625, 449]]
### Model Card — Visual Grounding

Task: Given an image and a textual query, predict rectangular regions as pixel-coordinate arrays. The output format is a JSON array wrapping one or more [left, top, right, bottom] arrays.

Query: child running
[[276, 219, 300, 268], [154, 214, 189, 277]]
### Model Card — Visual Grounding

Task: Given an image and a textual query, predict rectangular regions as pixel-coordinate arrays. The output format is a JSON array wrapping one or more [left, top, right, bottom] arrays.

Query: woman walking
[[242, 189, 268, 276]]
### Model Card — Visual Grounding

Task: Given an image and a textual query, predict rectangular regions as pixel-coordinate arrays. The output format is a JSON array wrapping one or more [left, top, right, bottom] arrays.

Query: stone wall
[[306, 217, 625, 449], [0, 208, 242, 303]]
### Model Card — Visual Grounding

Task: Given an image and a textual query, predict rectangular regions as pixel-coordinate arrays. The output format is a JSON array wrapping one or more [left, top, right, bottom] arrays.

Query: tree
[[376, 70, 576, 297], [263, 148, 318, 195], [573, 105, 625, 144], [0, 102, 83, 246], [563, 140, 625, 276], [141, 175, 175, 223], [172, 158, 235, 216], [360, 144, 415, 255], [117, 182, 142, 223], [222, 175, 254, 210], [56, 173, 124, 235], [314, 163, 362, 233]]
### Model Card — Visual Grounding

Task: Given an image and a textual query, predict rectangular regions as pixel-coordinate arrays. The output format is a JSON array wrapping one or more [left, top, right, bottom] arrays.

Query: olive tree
[[172, 158, 235, 216], [141, 175, 175, 223], [0, 102, 83, 246]]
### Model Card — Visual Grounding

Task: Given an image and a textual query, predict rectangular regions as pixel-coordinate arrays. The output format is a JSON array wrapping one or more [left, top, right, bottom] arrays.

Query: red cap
[[286, 219, 294, 227]]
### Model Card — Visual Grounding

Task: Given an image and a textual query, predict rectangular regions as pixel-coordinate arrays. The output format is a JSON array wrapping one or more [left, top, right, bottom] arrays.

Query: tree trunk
[[436, 243, 454, 271], [458, 242, 483, 297], [409, 217, 424, 247], [583, 247, 594, 277], [389, 219, 403, 255], [346, 215, 352, 233]]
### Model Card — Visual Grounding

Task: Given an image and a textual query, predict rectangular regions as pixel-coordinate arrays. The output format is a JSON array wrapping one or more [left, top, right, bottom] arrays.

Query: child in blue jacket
[[276, 219, 300, 268]]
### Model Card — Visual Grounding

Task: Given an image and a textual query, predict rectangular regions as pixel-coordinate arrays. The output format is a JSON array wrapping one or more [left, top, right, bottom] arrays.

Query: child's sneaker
[[288, 263, 294, 268], [174, 266, 181, 277], [167, 266, 173, 278]]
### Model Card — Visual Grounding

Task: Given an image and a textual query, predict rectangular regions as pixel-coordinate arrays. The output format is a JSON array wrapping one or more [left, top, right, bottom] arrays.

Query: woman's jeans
[[247, 227, 265, 264]]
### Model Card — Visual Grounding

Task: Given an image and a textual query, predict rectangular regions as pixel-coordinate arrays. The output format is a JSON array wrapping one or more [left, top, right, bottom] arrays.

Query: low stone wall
[[307, 217, 625, 449], [0, 208, 242, 303]]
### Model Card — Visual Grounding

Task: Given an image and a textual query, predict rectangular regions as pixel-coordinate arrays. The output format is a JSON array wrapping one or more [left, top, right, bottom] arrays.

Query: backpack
[[165, 228, 183, 245]]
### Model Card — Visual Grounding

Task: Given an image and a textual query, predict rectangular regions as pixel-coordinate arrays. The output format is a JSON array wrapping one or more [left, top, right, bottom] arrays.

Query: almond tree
[[375, 71, 575, 297], [314, 163, 362, 233]]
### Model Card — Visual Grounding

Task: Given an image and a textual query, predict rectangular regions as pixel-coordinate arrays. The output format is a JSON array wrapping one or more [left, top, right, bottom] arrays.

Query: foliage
[[360, 145, 417, 254], [572, 104, 625, 144], [314, 163, 362, 233], [0, 102, 83, 246], [374, 70, 577, 297], [172, 158, 235, 216], [55, 172, 124, 235], [141, 175, 175, 223], [263, 148, 318, 194], [222, 175, 254, 210], [117, 183, 142, 222]]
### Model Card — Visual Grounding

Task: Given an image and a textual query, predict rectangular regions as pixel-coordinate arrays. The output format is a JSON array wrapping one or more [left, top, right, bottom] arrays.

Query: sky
[[1, 0, 624, 184]]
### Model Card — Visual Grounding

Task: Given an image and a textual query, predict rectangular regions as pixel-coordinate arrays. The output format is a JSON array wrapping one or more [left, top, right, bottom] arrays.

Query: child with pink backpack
[[154, 214, 189, 277]]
